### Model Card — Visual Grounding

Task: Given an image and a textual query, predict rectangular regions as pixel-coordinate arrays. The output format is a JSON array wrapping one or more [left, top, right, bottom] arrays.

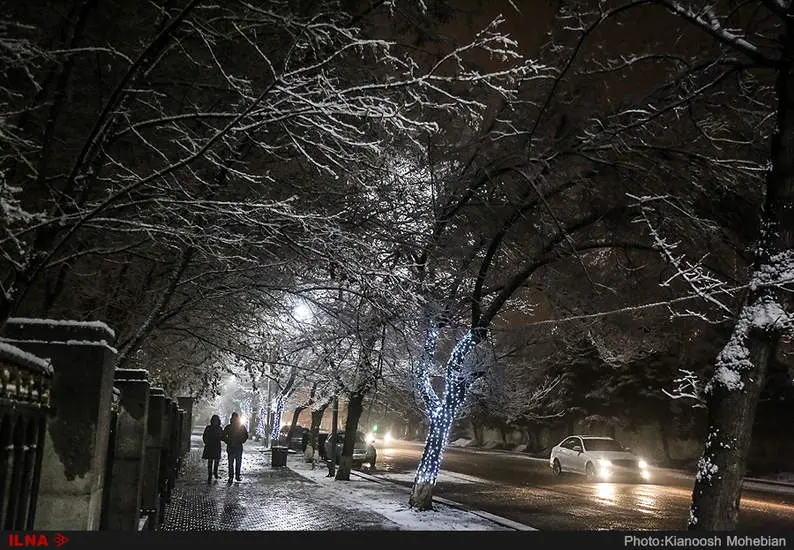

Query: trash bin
[[271, 446, 288, 468]]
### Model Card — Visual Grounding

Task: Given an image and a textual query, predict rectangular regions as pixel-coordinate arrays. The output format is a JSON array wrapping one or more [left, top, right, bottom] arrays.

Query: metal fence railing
[[0, 345, 52, 530]]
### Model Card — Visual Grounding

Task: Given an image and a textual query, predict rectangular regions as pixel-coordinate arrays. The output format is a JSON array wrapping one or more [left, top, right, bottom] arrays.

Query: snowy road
[[369, 439, 794, 530]]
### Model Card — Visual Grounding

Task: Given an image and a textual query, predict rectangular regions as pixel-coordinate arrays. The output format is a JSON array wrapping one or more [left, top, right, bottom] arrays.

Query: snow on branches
[[707, 295, 793, 394], [629, 194, 735, 323], [0, 0, 539, 325], [662, 368, 707, 408]]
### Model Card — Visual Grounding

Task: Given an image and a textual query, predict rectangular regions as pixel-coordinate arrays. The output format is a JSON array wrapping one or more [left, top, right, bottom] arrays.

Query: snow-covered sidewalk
[[163, 431, 533, 531], [287, 452, 532, 530]]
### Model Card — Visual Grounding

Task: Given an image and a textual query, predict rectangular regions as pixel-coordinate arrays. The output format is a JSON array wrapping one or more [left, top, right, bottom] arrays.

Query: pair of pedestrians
[[202, 412, 249, 483]]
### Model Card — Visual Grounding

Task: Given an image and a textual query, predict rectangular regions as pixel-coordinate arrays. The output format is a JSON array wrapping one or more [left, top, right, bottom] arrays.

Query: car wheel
[[585, 462, 597, 481], [353, 461, 362, 469], [551, 459, 562, 477]]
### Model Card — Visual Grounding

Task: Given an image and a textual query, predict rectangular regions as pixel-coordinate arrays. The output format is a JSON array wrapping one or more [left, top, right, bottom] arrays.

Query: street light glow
[[293, 302, 312, 322]]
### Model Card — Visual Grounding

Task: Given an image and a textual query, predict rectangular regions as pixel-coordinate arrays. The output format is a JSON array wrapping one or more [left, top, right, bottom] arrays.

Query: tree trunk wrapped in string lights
[[409, 328, 481, 510], [270, 396, 284, 445]]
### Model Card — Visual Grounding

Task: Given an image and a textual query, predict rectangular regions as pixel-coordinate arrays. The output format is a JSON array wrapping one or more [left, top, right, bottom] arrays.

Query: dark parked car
[[286, 426, 309, 451], [323, 431, 376, 468]]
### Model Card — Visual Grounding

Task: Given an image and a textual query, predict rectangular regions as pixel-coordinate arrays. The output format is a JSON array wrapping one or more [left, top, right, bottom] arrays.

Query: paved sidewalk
[[160, 432, 525, 531], [161, 436, 401, 530]]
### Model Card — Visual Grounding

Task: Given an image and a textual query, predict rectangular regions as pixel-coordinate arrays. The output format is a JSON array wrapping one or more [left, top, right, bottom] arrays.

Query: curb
[[744, 477, 794, 489], [654, 467, 794, 489], [350, 469, 537, 531]]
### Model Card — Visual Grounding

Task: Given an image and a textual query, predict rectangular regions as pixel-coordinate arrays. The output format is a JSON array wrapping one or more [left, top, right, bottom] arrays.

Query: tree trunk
[[406, 416, 416, 440], [307, 404, 327, 462], [469, 420, 477, 445], [658, 417, 672, 465], [335, 393, 365, 481], [41, 261, 72, 315], [251, 392, 261, 441], [264, 376, 273, 447], [270, 396, 284, 443], [410, 481, 434, 512], [287, 405, 306, 450], [528, 426, 539, 452], [689, 22, 794, 529], [408, 414, 451, 511], [688, 327, 773, 529], [327, 397, 339, 478]]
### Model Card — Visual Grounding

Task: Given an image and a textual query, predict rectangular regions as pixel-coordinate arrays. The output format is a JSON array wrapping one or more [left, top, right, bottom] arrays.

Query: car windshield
[[583, 438, 625, 452]]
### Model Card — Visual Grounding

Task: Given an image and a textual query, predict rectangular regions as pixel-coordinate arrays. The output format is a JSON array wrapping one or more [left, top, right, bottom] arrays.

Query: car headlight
[[598, 459, 612, 468], [638, 459, 648, 469]]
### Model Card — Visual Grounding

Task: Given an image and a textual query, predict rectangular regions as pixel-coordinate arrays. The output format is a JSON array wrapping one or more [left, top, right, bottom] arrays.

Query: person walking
[[201, 414, 223, 483], [222, 412, 249, 483]]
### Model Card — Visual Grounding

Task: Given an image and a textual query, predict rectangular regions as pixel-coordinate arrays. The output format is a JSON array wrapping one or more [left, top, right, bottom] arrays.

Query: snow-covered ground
[[288, 456, 531, 530]]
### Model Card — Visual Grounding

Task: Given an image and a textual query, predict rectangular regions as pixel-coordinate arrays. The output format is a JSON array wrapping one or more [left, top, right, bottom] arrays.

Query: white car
[[549, 435, 651, 482]]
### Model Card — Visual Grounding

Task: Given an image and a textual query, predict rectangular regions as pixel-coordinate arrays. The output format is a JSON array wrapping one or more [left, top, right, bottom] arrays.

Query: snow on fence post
[[176, 397, 193, 457], [157, 398, 177, 520], [99, 387, 121, 530], [104, 369, 150, 531], [141, 388, 166, 530]]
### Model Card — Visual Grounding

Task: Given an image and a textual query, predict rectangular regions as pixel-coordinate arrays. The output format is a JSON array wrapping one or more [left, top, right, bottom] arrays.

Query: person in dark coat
[[222, 412, 249, 483], [202, 414, 223, 482], [301, 429, 309, 452]]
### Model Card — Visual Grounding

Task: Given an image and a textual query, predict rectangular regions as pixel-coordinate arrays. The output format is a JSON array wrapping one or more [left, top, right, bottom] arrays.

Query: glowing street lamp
[[293, 302, 312, 323]]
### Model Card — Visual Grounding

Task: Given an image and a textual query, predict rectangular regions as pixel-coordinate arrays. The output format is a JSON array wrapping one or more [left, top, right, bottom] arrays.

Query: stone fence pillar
[[161, 400, 176, 505], [176, 397, 193, 456], [141, 387, 165, 530], [104, 369, 150, 530], [175, 408, 185, 472], [0, 318, 116, 530]]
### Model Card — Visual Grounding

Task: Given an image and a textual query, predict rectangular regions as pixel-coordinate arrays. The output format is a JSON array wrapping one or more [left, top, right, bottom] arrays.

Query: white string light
[[270, 396, 284, 442], [256, 405, 267, 437], [414, 331, 476, 485], [414, 325, 441, 410]]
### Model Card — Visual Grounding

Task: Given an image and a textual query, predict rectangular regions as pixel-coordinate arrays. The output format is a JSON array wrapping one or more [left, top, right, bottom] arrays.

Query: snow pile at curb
[[287, 455, 510, 530]]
